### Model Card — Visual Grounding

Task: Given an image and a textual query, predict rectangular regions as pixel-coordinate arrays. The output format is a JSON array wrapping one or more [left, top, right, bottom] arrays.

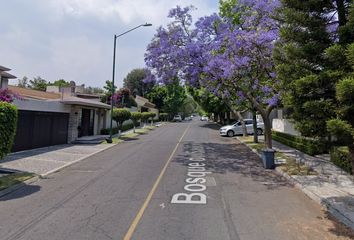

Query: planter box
[[261, 149, 275, 169]]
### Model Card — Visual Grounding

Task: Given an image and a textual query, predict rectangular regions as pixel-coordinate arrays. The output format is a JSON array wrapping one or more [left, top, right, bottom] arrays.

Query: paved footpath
[[0, 144, 114, 176], [271, 140, 354, 232], [0, 128, 140, 177]]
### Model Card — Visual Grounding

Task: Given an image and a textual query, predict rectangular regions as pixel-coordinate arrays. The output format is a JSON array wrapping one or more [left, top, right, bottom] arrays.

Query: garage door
[[12, 110, 69, 152]]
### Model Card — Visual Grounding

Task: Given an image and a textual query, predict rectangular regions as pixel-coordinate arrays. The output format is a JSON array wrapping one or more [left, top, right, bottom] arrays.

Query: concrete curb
[[237, 137, 354, 231]]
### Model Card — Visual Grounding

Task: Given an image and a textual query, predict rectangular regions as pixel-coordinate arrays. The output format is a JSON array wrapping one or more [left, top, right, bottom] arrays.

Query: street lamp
[[106, 23, 152, 143]]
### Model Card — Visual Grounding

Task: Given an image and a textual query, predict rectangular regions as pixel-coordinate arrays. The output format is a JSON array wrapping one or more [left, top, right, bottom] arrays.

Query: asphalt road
[[0, 120, 353, 240]]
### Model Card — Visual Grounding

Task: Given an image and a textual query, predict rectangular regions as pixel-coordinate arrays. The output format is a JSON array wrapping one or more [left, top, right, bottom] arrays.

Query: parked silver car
[[173, 115, 182, 122], [219, 119, 264, 137], [200, 115, 209, 121]]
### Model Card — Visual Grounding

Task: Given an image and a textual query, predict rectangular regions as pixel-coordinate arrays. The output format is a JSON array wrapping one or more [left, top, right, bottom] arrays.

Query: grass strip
[[238, 136, 317, 175], [0, 172, 35, 190]]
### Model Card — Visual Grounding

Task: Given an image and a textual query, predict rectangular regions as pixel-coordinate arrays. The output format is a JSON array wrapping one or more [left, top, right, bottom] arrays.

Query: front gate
[[12, 110, 69, 152]]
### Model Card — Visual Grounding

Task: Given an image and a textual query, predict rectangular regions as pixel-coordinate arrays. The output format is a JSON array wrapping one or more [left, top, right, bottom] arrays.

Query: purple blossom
[[0, 88, 22, 103], [262, 86, 272, 93], [145, 1, 281, 108], [266, 94, 279, 106]]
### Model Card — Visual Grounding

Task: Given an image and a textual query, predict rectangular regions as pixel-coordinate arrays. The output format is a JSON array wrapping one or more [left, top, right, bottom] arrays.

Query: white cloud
[[46, 0, 216, 24]]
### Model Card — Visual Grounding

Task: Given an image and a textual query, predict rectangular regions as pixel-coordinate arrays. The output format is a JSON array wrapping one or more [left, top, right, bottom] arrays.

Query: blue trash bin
[[261, 149, 275, 169]]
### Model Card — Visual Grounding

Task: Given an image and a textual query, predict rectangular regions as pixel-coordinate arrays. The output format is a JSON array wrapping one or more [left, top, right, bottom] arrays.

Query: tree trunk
[[336, 0, 347, 27], [235, 111, 247, 137], [226, 111, 231, 124], [252, 110, 258, 143], [219, 112, 224, 125], [262, 115, 272, 149]]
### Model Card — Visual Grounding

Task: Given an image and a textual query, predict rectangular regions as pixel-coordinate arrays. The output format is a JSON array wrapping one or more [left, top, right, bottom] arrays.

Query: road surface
[[0, 120, 353, 239]]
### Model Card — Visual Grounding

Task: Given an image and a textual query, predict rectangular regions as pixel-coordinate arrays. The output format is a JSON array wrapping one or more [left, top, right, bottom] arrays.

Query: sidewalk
[[0, 127, 140, 177], [239, 136, 354, 231]]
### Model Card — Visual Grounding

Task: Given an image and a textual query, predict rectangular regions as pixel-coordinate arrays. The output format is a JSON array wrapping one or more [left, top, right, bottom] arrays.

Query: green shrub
[[0, 102, 18, 159], [272, 131, 328, 156], [112, 108, 131, 128], [100, 121, 139, 135], [330, 147, 351, 174], [131, 112, 142, 125], [100, 127, 118, 135], [141, 112, 150, 122], [121, 122, 135, 131], [159, 113, 168, 121]]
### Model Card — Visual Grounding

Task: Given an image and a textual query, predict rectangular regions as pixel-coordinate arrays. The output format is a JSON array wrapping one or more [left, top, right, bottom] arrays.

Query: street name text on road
[[171, 147, 210, 204]]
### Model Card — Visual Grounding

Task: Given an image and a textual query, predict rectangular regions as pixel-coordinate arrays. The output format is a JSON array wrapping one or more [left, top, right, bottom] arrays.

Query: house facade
[[135, 95, 159, 118], [0, 65, 16, 88], [1, 66, 110, 151], [9, 84, 110, 151]]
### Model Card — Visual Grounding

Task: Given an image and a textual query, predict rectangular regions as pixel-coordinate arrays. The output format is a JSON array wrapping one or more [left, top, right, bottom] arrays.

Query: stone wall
[[67, 106, 81, 143]]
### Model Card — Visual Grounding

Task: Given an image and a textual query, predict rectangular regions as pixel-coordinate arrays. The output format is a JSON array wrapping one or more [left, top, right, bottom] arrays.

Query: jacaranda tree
[[145, 1, 281, 148]]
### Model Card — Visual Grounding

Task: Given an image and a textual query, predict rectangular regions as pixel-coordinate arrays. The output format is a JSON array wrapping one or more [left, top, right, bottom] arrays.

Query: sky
[[0, 0, 218, 89]]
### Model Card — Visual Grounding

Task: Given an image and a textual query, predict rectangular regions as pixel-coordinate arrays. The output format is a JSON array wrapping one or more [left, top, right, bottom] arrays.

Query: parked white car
[[173, 115, 182, 122], [200, 115, 209, 121], [219, 119, 264, 137]]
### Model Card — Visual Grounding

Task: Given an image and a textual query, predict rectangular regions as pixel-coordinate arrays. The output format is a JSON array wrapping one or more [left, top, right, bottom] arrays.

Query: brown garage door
[[12, 110, 69, 152]]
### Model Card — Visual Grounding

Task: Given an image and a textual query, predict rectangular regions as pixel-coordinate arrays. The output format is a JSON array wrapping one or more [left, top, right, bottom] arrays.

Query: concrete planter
[[261, 149, 275, 169]]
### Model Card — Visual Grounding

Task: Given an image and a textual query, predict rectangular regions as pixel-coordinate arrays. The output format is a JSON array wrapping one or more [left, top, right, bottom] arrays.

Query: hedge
[[100, 121, 139, 135], [272, 130, 328, 156], [0, 102, 18, 159], [330, 147, 351, 174]]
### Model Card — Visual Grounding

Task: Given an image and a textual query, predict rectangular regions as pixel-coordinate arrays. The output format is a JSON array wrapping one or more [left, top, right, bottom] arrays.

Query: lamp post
[[106, 23, 152, 143]]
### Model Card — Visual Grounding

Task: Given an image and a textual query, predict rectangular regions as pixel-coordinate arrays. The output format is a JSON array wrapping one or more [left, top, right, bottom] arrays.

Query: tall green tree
[[162, 80, 187, 116], [274, 0, 340, 138], [123, 68, 154, 97], [326, 4, 354, 173], [101, 80, 117, 104], [50, 79, 70, 88], [146, 81, 187, 116], [147, 85, 167, 110], [17, 76, 28, 88], [188, 87, 229, 124], [29, 76, 48, 91]]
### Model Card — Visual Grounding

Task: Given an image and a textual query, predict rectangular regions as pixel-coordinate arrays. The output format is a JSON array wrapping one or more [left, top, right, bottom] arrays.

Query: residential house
[[1, 66, 110, 151], [0, 65, 16, 88], [135, 95, 159, 118]]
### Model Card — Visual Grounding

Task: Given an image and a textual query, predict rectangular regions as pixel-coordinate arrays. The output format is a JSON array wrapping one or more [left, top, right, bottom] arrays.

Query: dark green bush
[[272, 130, 328, 156], [100, 121, 139, 135], [100, 127, 118, 135], [121, 122, 135, 131], [330, 147, 351, 174], [0, 102, 18, 159]]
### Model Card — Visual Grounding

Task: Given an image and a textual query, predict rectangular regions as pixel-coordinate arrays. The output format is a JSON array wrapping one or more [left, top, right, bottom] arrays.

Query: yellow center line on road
[[123, 124, 191, 240]]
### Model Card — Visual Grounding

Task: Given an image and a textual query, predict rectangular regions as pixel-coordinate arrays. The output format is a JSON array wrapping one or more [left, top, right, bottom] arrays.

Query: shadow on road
[[198, 123, 221, 130], [174, 140, 291, 190], [0, 184, 41, 201]]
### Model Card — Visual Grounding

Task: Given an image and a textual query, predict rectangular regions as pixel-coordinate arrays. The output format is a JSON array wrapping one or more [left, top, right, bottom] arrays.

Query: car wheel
[[227, 130, 234, 137], [256, 128, 263, 135]]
